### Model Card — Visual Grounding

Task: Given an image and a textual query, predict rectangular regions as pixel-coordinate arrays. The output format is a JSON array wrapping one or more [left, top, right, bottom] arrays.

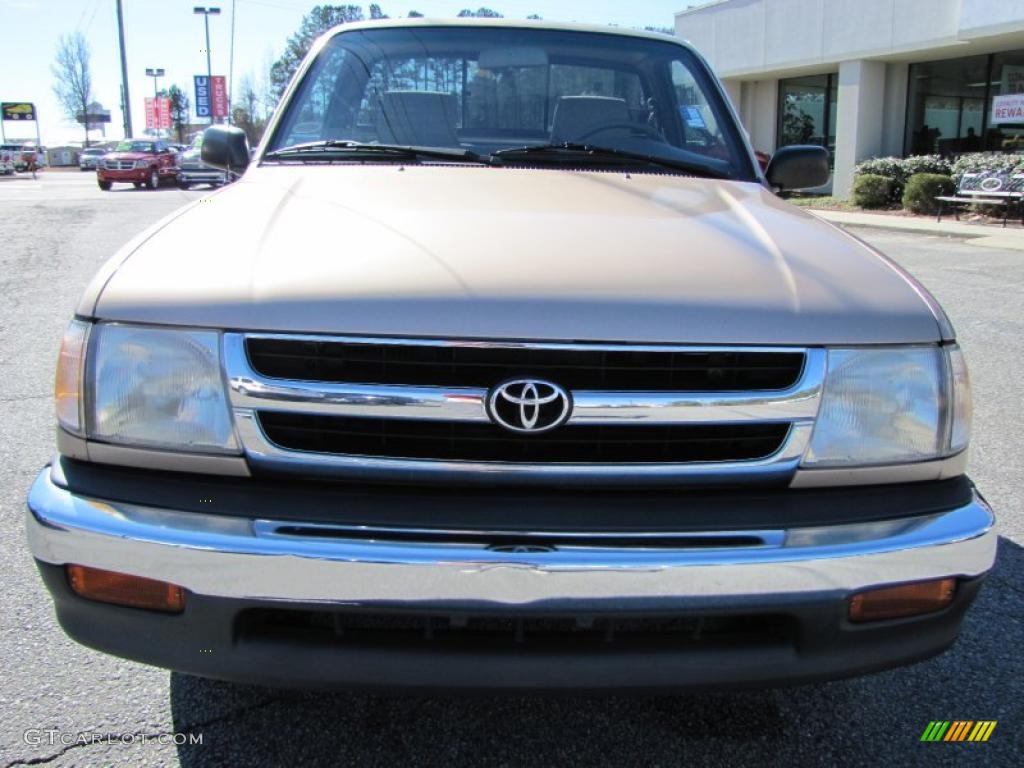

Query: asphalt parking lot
[[0, 171, 1020, 767]]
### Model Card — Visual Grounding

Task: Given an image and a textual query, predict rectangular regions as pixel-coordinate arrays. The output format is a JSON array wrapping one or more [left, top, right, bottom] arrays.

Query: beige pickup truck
[[27, 19, 994, 690]]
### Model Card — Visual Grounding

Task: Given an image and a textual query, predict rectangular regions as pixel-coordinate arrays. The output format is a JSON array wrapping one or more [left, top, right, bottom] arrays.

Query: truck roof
[[319, 17, 687, 47]]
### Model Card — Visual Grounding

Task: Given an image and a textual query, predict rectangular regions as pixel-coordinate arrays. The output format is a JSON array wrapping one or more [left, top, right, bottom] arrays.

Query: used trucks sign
[[194, 76, 211, 118], [194, 75, 228, 119]]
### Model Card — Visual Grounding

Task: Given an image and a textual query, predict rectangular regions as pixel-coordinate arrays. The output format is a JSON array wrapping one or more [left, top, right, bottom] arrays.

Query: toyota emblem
[[486, 379, 572, 434]]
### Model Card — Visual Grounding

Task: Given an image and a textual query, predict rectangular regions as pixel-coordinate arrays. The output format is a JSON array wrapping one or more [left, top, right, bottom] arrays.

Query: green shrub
[[951, 152, 1024, 183], [901, 154, 952, 179], [854, 157, 905, 188], [854, 155, 953, 201], [901, 173, 955, 214], [851, 174, 894, 209]]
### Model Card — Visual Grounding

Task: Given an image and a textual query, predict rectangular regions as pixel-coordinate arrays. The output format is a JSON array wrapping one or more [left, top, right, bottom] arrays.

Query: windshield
[[116, 140, 155, 153], [267, 26, 753, 179]]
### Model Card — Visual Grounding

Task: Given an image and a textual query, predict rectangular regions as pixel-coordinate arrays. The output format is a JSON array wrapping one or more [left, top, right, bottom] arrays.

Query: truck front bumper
[[26, 463, 997, 690], [97, 168, 150, 183], [177, 167, 227, 185]]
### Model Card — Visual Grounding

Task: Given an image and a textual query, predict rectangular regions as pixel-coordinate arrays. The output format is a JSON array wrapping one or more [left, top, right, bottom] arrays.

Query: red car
[[97, 139, 177, 191]]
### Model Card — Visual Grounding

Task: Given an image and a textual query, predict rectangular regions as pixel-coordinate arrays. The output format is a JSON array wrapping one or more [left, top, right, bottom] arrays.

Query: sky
[[0, 0, 693, 146]]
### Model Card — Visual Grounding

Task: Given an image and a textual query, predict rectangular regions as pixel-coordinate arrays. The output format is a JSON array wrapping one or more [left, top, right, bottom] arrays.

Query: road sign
[[76, 111, 112, 125], [2, 102, 36, 121], [77, 101, 111, 126], [194, 75, 211, 118], [211, 76, 228, 118]]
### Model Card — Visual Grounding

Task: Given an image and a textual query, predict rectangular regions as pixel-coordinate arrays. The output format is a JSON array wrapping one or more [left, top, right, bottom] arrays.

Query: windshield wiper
[[492, 142, 731, 179], [263, 140, 493, 165]]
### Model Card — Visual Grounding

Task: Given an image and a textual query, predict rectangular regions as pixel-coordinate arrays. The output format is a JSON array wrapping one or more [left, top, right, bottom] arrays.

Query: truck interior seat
[[550, 96, 631, 144], [376, 91, 461, 147]]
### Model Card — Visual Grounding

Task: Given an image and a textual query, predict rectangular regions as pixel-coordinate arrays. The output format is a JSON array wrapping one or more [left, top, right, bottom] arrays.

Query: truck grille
[[103, 159, 135, 170], [259, 413, 789, 464], [226, 334, 825, 486], [246, 338, 804, 391]]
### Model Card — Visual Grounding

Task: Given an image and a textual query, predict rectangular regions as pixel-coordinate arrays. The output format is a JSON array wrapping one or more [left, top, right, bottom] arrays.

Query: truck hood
[[103, 151, 153, 162], [85, 165, 945, 344]]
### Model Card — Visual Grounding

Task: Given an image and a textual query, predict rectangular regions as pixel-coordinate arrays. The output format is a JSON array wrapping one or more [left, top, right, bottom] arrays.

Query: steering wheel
[[575, 121, 664, 142]]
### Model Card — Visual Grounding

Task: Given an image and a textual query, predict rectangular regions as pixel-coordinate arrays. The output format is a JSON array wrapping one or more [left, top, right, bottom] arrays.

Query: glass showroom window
[[777, 74, 837, 164], [904, 51, 1024, 156], [989, 50, 1024, 152], [905, 54, 989, 156]]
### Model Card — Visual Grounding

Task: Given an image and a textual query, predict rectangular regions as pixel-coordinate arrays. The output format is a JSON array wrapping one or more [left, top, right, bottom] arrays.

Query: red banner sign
[[211, 76, 229, 119], [158, 97, 171, 129], [144, 97, 172, 130]]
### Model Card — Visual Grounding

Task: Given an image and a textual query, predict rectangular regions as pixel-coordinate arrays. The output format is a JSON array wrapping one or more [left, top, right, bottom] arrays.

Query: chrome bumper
[[178, 168, 225, 183], [26, 467, 996, 606]]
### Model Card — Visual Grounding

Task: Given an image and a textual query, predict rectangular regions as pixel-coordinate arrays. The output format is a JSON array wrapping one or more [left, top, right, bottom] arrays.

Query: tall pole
[[204, 14, 214, 124], [204, 14, 212, 90], [195, 7, 220, 123], [228, 0, 236, 125], [116, 0, 133, 137]]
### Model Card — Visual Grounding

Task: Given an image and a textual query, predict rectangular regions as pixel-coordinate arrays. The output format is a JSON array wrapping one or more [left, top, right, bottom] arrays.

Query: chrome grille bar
[[224, 334, 824, 426], [234, 410, 813, 486], [223, 333, 825, 486]]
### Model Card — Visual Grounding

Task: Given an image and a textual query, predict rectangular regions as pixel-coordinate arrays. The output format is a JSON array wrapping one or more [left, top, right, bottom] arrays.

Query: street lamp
[[145, 67, 165, 136], [194, 7, 221, 122]]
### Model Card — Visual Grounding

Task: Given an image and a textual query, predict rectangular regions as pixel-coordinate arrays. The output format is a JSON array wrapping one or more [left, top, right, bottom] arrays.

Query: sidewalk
[[808, 209, 1024, 251]]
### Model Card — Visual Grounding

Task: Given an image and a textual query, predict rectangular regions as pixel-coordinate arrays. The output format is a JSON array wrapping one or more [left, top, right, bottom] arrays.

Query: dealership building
[[675, 0, 1024, 197]]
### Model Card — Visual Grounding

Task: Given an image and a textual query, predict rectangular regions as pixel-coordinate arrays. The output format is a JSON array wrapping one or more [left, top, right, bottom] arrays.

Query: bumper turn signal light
[[848, 578, 956, 623], [67, 565, 185, 614]]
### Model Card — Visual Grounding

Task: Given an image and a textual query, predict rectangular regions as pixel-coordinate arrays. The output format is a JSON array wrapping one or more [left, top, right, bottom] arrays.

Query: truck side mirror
[[201, 125, 250, 176], [765, 145, 830, 192]]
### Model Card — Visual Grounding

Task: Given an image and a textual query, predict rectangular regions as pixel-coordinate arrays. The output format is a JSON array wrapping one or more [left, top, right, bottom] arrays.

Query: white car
[[79, 147, 107, 171]]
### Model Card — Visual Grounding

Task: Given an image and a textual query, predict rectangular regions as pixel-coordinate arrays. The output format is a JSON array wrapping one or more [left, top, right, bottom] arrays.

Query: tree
[[407, 10, 424, 17], [258, 49, 279, 121], [167, 85, 191, 144], [458, 7, 503, 17], [369, 3, 387, 18], [51, 32, 94, 147], [232, 73, 268, 146], [270, 5, 365, 98]]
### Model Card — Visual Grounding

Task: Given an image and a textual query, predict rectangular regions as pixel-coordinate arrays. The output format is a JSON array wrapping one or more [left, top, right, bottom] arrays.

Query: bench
[[935, 172, 1024, 227]]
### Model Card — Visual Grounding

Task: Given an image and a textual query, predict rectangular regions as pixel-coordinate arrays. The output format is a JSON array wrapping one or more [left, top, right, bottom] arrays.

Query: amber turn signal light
[[67, 565, 185, 614], [848, 578, 956, 623]]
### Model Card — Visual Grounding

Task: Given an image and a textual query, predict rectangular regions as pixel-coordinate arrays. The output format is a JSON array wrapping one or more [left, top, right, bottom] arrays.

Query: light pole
[[228, 0, 236, 125], [193, 6, 221, 122], [116, 0, 132, 137], [145, 67, 165, 136]]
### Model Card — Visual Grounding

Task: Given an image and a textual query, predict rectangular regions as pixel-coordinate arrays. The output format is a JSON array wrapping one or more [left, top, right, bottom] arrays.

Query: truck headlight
[[803, 346, 970, 467], [87, 324, 238, 453], [135, 160, 149, 169]]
